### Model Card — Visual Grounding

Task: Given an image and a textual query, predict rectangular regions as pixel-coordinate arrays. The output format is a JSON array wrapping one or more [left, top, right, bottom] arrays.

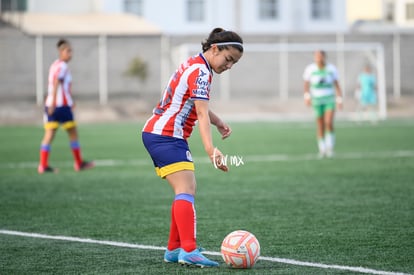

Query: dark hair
[[57, 39, 69, 49], [201, 28, 243, 53], [315, 50, 326, 57]]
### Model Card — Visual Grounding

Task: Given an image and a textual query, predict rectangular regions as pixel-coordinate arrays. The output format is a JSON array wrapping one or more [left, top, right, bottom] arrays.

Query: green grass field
[[0, 120, 413, 274]]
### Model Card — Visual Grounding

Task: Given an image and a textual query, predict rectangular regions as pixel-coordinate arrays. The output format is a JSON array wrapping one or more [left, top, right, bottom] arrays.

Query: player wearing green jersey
[[303, 50, 343, 158]]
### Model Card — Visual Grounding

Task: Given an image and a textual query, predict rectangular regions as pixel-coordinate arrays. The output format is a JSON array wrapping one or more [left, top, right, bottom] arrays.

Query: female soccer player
[[356, 65, 377, 123], [38, 39, 94, 174], [142, 28, 243, 267], [303, 50, 343, 158]]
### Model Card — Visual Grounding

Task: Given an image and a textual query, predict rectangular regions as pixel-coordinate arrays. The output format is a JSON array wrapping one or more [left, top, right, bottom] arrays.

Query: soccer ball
[[221, 230, 260, 268]]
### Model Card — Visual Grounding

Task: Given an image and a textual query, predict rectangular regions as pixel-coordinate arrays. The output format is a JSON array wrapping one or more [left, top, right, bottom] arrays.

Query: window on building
[[0, 0, 27, 11], [124, 0, 143, 16], [259, 0, 279, 20], [187, 0, 205, 22], [406, 2, 414, 20], [311, 0, 332, 20], [385, 2, 394, 21]]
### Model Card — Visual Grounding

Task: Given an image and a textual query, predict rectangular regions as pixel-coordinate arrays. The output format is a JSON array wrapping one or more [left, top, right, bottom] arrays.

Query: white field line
[[1, 150, 414, 169], [0, 229, 410, 275]]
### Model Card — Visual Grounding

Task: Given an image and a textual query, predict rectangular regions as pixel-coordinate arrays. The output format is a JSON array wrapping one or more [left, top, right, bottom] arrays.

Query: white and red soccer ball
[[221, 230, 260, 268]]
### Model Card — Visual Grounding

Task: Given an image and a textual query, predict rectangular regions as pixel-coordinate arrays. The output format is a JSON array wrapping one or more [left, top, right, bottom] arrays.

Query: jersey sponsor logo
[[192, 89, 209, 98], [193, 70, 210, 98], [195, 70, 210, 88], [195, 77, 210, 89], [311, 72, 334, 89], [199, 70, 207, 77]]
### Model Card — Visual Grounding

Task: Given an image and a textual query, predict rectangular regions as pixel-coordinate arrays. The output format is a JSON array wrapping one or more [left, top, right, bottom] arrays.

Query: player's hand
[[336, 97, 343, 110], [216, 122, 232, 140], [47, 106, 55, 116], [210, 147, 228, 172], [304, 92, 311, 107]]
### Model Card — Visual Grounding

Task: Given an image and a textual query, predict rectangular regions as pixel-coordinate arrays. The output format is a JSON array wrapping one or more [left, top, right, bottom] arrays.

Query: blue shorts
[[142, 132, 194, 178], [43, 106, 76, 130]]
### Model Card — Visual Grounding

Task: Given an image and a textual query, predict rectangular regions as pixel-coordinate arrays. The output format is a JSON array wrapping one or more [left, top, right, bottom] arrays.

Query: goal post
[[169, 42, 387, 121]]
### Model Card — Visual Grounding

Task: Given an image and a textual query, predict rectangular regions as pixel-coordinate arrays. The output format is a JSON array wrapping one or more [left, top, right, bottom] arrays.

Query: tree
[[124, 57, 148, 83]]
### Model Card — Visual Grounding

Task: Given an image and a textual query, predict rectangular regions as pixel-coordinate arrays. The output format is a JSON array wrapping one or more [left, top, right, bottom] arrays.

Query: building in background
[[3, 0, 413, 33], [0, 0, 412, 118], [125, 0, 348, 34], [347, 0, 414, 29], [1, 0, 347, 34], [394, 0, 414, 26], [347, 0, 385, 23]]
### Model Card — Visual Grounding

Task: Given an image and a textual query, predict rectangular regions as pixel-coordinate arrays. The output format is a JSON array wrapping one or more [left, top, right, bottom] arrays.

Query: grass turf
[[0, 120, 413, 274]]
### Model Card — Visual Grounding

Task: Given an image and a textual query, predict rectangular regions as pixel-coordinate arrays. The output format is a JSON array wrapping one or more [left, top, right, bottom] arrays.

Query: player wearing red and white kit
[[38, 39, 94, 174], [45, 60, 73, 109], [142, 28, 244, 268]]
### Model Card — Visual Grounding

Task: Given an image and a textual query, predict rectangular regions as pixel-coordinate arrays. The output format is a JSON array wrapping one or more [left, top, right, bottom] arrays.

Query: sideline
[[0, 229, 410, 275]]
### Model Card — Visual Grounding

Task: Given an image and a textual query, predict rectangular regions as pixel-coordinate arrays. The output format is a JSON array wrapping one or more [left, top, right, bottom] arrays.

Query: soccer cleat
[[317, 151, 325, 159], [74, 161, 95, 172], [164, 248, 181, 263], [178, 248, 219, 268], [38, 165, 59, 174], [326, 149, 335, 158]]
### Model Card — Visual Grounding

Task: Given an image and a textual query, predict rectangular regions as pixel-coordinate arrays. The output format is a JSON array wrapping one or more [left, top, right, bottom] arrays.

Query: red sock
[[70, 141, 82, 165], [39, 144, 50, 167], [72, 148, 82, 165], [167, 202, 180, 250], [173, 194, 196, 252]]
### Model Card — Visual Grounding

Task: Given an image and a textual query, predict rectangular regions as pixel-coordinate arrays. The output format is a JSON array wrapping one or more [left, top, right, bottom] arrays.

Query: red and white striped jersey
[[143, 53, 212, 140], [45, 60, 73, 107]]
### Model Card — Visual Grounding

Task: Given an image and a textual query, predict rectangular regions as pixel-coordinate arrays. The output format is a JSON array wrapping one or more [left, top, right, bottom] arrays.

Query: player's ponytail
[[201, 28, 243, 53]]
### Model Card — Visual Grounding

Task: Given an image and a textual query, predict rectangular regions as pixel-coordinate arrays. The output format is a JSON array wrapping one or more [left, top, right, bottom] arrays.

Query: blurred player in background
[[38, 39, 94, 174], [303, 50, 343, 158], [356, 64, 377, 123], [142, 28, 243, 267]]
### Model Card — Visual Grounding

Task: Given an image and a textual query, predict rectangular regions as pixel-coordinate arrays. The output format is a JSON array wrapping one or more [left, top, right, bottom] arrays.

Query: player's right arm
[[48, 77, 60, 115], [331, 65, 343, 110], [303, 65, 312, 106], [303, 80, 311, 106]]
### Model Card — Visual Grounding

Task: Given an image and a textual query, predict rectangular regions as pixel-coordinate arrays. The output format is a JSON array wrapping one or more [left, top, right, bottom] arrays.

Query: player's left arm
[[209, 110, 232, 140], [334, 80, 343, 110], [194, 100, 228, 172], [303, 80, 312, 106], [332, 66, 343, 109], [48, 77, 60, 115]]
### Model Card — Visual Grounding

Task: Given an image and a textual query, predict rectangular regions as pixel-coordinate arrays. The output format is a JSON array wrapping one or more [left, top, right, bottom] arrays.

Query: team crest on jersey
[[186, 150, 193, 162]]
